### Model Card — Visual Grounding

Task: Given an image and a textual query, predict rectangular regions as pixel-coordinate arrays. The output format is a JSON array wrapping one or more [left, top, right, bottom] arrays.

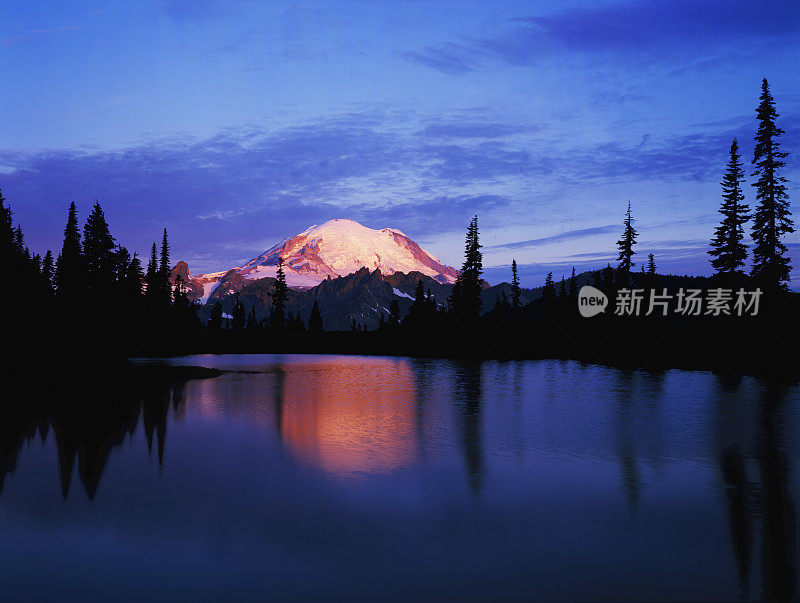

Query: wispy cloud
[[487, 225, 618, 251], [4, 102, 796, 277], [401, 0, 800, 74], [398, 44, 476, 75], [418, 123, 539, 139]]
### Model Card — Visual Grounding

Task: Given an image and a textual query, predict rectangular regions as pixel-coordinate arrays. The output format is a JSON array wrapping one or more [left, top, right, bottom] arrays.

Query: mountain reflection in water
[[0, 355, 798, 601]]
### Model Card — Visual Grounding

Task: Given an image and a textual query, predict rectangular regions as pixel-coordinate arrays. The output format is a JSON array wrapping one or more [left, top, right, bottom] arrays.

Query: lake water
[[1, 354, 798, 601]]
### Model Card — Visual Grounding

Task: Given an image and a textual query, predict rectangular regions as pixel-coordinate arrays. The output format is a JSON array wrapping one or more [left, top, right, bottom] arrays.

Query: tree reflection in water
[[0, 358, 797, 600]]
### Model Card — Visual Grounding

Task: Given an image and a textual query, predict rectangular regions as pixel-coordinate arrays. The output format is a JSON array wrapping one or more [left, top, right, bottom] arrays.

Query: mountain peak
[[191, 218, 457, 299]]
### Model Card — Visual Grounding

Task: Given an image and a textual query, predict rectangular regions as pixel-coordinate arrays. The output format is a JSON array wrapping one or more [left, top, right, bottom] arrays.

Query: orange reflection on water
[[280, 357, 418, 476]]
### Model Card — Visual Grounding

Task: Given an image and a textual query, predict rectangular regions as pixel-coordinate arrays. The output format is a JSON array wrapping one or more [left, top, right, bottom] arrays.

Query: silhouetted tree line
[[0, 362, 220, 498], [2, 79, 796, 372], [334, 80, 796, 373], [1, 197, 201, 357]]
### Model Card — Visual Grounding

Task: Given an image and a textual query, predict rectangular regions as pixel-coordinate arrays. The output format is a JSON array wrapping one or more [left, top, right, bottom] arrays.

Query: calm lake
[[1, 354, 798, 601]]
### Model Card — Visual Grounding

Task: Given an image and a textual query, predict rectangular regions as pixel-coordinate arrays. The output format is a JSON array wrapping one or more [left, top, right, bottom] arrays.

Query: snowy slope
[[191, 219, 458, 299], [195, 271, 227, 304]]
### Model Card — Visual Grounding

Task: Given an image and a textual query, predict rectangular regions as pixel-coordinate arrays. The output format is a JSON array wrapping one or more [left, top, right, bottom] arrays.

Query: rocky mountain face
[[169, 217, 541, 330], [190, 267, 536, 331], [183, 218, 460, 303], [169, 261, 204, 300]]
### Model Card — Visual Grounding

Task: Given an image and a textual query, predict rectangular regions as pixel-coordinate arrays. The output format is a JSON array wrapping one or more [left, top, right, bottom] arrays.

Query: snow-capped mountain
[[191, 219, 458, 303]]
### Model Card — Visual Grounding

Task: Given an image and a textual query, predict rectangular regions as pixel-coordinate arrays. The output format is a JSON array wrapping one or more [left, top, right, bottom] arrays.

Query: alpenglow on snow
[[191, 219, 458, 304]]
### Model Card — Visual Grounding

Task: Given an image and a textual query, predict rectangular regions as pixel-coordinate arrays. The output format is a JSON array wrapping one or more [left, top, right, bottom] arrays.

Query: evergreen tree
[[55, 202, 83, 297], [113, 246, 131, 292], [542, 272, 556, 307], [124, 253, 144, 303], [616, 202, 638, 281], [452, 215, 483, 320], [511, 259, 521, 309], [308, 298, 323, 333], [159, 228, 170, 276], [407, 280, 429, 326], [158, 228, 171, 304], [646, 253, 657, 275], [709, 138, 749, 276], [426, 289, 437, 312], [13, 225, 24, 264], [270, 257, 288, 330], [145, 242, 159, 306], [172, 274, 188, 308], [569, 266, 578, 297], [83, 202, 116, 293], [0, 190, 15, 277], [41, 250, 54, 292], [414, 279, 425, 306], [750, 78, 794, 291], [447, 278, 462, 314], [389, 299, 401, 326], [559, 275, 567, 298]]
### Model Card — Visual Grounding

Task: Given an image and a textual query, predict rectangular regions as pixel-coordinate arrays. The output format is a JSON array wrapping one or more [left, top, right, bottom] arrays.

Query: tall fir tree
[[646, 253, 657, 275], [159, 228, 170, 276], [113, 246, 131, 292], [0, 190, 14, 275], [407, 279, 434, 327], [568, 266, 578, 297], [145, 242, 159, 305], [750, 78, 794, 291], [124, 253, 144, 304], [511, 259, 521, 309], [452, 215, 483, 320], [709, 138, 749, 276], [41, 250, 55, 293], [55, 202, 83, 297], [389, 299, 401, 326], [616, 202, 638, 282], [82, 202, 116, 293], [270, 257, 288, 330], [542, 272, 556, 307], [308, 298, 323, 333], [159, 228, 171, 304]]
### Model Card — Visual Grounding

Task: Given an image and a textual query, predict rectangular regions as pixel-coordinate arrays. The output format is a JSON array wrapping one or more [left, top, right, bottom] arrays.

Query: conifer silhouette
[[511, 259, 521, 309], [750, 78, 794, 291], [270, 257, 288, 330], [55, 202, 83, 297], [616, 202, 638, 283], [709, 139, 749, 277], [308, 298, 323, 333]]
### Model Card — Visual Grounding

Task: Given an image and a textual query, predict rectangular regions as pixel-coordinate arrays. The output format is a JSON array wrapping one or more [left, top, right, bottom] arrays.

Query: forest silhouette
[[1, 78, 796, 375]]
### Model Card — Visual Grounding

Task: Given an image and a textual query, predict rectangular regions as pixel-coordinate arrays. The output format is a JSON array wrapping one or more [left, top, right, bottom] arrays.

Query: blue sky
[[1, 0, 798, 286]]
